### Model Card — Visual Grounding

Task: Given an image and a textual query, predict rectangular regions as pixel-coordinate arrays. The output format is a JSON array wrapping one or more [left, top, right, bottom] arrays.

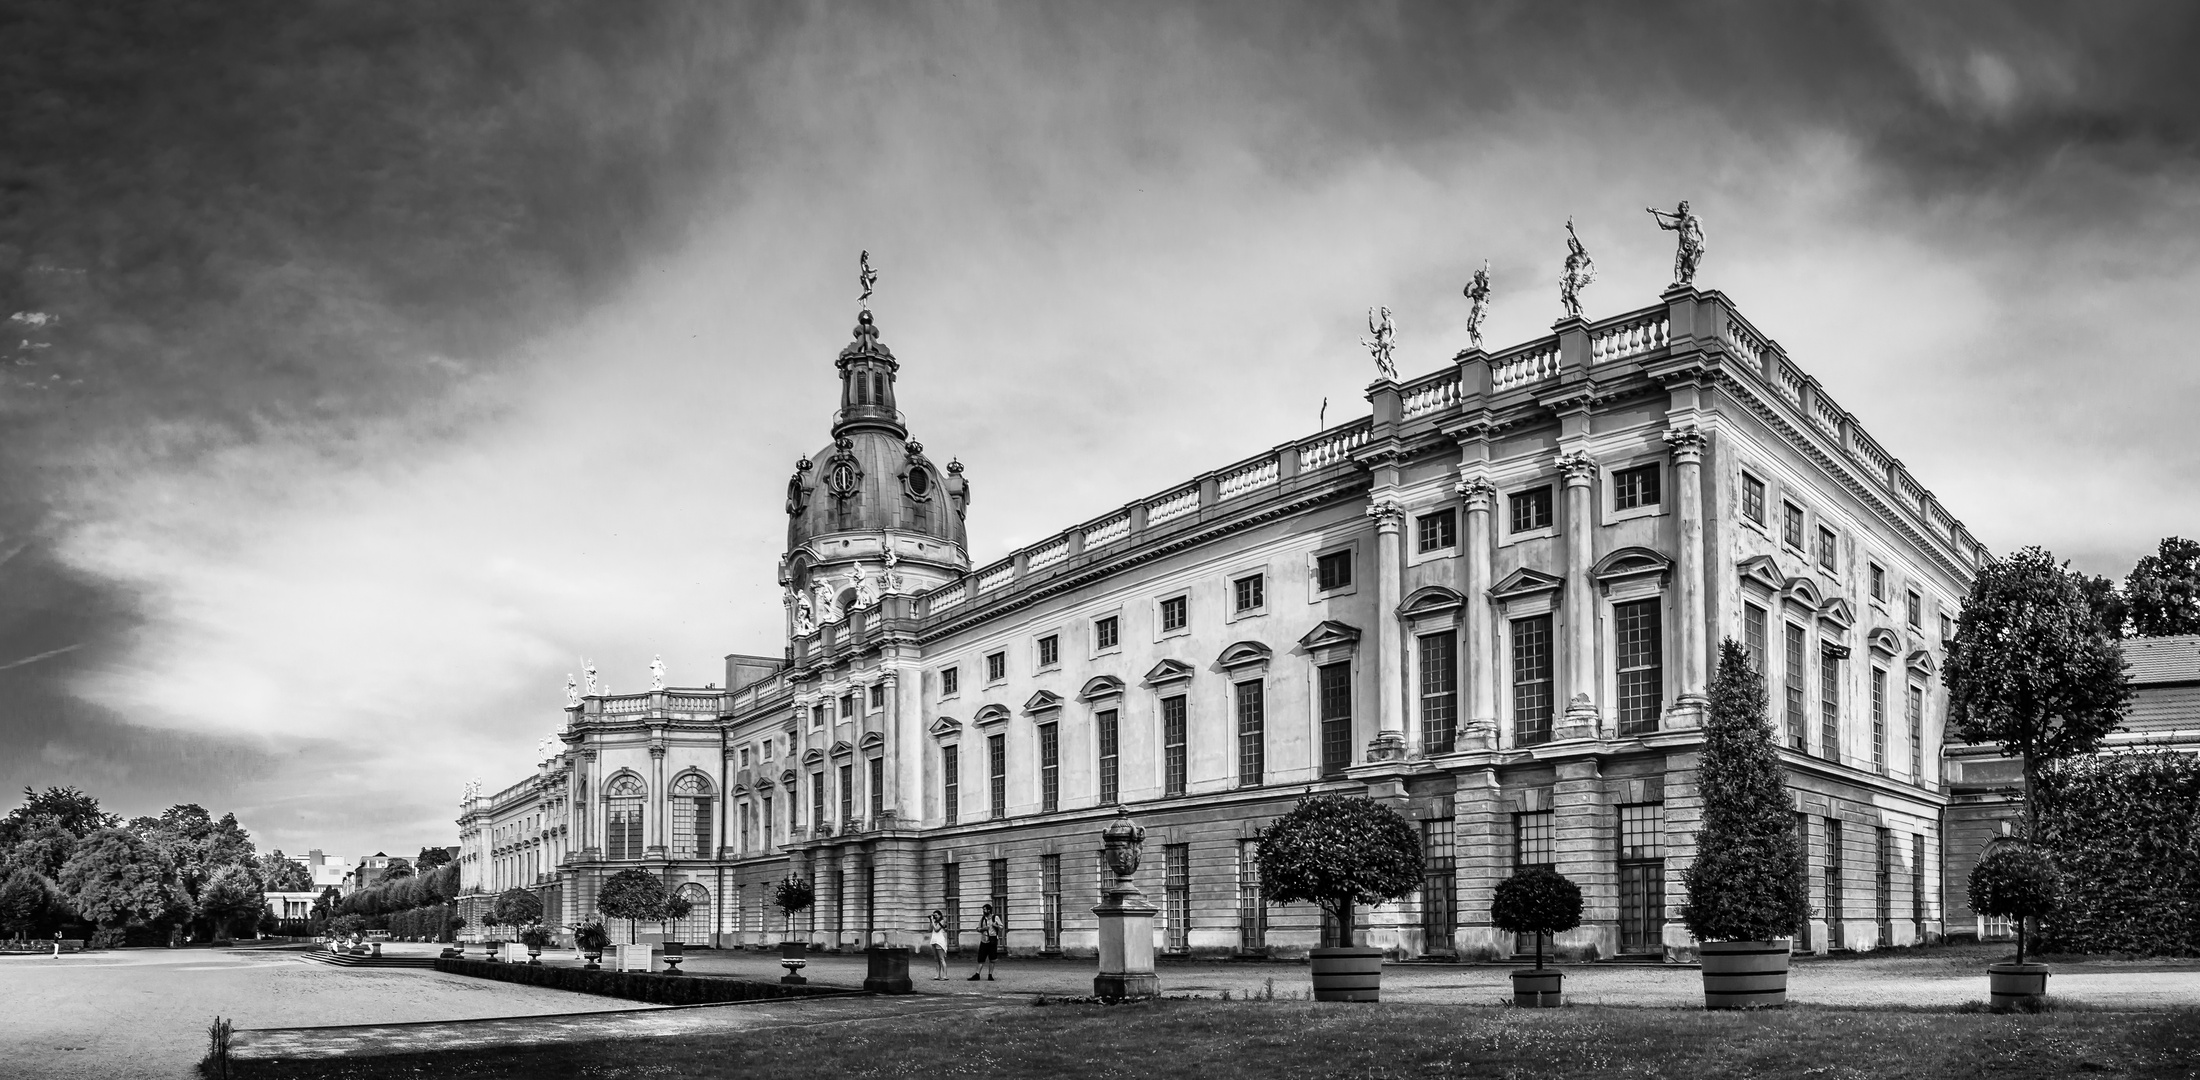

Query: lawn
[[223, 999, 2200, 1080]]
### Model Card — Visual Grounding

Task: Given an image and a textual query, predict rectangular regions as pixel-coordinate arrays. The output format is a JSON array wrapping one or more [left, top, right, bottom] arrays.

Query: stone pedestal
[[1093, 895, 1159, 1001], [864, 945, 913, 994]]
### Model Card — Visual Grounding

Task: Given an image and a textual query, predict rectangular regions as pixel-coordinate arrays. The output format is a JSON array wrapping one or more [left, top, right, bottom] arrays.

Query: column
[[648, 741, 667, 856], [1458, 476, 1499, 748], [1366, 496, 1408, 761], [1556, 451, 1600, 738], [1663, 425, 1710, 718], [890, 668, 923, 823]]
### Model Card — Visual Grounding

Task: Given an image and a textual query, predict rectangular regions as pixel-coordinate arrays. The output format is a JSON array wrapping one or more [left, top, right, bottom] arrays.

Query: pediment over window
[[1592, 546, 1672, 584], [1216, 641, 1273, 671], [1079, 675, 1124, 701], [1737, 555, 1784, 594], [1398, 585, 1465, 619], [779, 769, 799, 788], [1867, 628, 1902, 656], [858, 731, 885, 750], [801, 748, 825, 766], [1816, 597, 1856, 631], [1297, 620, 1364, 651], [929, 716, 963, 738], [1143, 659, 1196, 686], [829, 739, 855, 757], [1906, 649, 1938, 676], [1490, 567, 1564, 605], [1780, 576, 1825, 610], [972, 703, 1012, 728], [731, 782, 751, 796], [1023, 690, 1064, 714]]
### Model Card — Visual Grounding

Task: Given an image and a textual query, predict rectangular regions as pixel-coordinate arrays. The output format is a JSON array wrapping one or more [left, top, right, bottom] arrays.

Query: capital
[[1365, 496, 1406, 529], [1662, 423, 1706, 464], [648, 745, 666, 759], [1554, 450, 1597, 485], [1455, 475, 1498, 510]]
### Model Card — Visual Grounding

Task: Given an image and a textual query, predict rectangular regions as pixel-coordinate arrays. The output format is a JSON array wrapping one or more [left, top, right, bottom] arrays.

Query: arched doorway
[[673, 883, 712, 946]]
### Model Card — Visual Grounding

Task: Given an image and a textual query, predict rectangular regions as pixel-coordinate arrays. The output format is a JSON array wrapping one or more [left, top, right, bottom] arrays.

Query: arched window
[[670, 773, 715, 860], [605, 774, 645, 861], [672, 882, 712, 946]]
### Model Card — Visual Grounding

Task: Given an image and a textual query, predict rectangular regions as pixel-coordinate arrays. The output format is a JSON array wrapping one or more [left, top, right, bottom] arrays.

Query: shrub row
[[383, 903, 456, 942], [2038, 750, 2200, 957], [433, 958, 857, 1005]]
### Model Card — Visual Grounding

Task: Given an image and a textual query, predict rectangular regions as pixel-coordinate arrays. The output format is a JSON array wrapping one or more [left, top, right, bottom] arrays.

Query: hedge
[[433, 958, 858, 1005], [2037, 750, 2200, 957], [384, 903, 455, 942]]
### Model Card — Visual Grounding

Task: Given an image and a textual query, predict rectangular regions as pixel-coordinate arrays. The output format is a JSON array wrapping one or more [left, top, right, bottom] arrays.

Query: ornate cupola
[[777, 253, 972, 640]]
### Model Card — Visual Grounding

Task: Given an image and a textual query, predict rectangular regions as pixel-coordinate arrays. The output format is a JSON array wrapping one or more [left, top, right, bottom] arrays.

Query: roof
[[2126, 684, 2200, 733], [2124, 634, 2200, 685]]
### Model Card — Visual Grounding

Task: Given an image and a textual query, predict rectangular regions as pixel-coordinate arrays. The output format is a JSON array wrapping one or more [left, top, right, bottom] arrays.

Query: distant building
[[265, 891, 320, 923], [464, 281, 1983, 960], [1942, 633, 2200, 938], [305, 850, 353, 891], [345, 852, 412, 894]]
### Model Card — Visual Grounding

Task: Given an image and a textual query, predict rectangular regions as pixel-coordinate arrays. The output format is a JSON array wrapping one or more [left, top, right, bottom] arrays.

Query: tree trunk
[[1535, 932, 1545, 970], [2017, 919, 2027, 965], [1334, 897, 1356, 946]]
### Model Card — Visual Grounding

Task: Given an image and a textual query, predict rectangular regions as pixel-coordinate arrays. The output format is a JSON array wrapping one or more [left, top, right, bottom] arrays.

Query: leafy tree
[[1489, 867, 1583, 970], [491, 887, 544, 928], [132, 805, 261, 937], [312, 886, 340, 922], [2072, 573, 2129, 641], [1680, 640, 1809, 943], [58, 827, 185, 930], [260, 851, 313, 892], [1257, 793, 1422, 944], [2125, 536, 2200, 637], [327, 913, 368, 938], [1968, 844, 2061, 965], [197, 865, 265, 939], [773, 874, 814, 935], [2, 822, 83, 880], [1, 786, 118, 841], [381, 862, 415, 881], [597, 869, 671, 944], [1946, 547, 2132, 838], [0, 868, 62, 938], [415, 847, 455, 871]]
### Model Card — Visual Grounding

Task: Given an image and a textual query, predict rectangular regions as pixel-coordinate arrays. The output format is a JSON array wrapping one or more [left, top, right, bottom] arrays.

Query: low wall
[[432, 958, 861, 1006]]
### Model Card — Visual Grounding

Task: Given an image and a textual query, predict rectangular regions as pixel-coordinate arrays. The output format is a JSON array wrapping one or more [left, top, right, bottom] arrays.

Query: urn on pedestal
[[1092, 808, 1160, 1001]]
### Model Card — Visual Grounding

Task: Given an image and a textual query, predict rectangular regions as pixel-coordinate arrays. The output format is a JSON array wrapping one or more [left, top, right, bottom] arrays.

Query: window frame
[[1036, 633, 1061, 671], [939, 666, 960, 699], [1234, 678, 1265, 788], [1817, 525, 1839, 573], [1613, 597, 1664, 737], [1868, 562, 1887, 604], [1311, 545, 1357, 598], [1157, 591, 1191, 639], [1162, 694, 1188, 797], [1781, 500, 1807, 551], [1505, 484, 1556, 541], [985, 651, 1008, 685], [1741, 471, 1767, 526], [1414, 507, 1458, 555], [1510, 613, 1555, 747], [1093, 613, 1121, 655], [1610, 462, 1663, 520], [1229, 571, 1268, 620]]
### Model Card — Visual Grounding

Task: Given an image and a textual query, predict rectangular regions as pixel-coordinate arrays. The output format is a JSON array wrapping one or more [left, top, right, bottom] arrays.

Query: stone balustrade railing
[[1590, 312, 1669, 364], [1216, 455, 1280, 500], [1081, 510, 1132, 549], [974, 560, 1016, 593], [1400, 371, 1461, 419], [1296, 420, 1372, 470], [1025, 534, 1072, 571], [1145, 484, 1199, 526], [1492, 338, 1560, 391]]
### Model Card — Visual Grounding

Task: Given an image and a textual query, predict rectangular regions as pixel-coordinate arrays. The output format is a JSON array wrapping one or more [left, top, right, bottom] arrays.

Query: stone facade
[[461, 284, 1984, 960]]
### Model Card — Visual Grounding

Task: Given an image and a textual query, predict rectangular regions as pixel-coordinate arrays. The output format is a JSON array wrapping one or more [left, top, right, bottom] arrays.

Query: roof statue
[[1364, 306, 1398, 381], [650, 654, 666, 691], [1646, 200, 1705, 288], [858, 250, 879, 311], [1463, 260, 1492, 349], [850, 563, 878, 610], [813, 579, 844, 625], [881, 549, 904, 595], [1559, 218, 1597, 320], [565, 673, 579, 707], [583, 661, 599, 696], [792, 589, 817, 636]]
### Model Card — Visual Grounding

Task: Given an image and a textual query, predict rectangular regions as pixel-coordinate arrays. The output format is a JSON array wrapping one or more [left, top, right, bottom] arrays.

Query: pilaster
[[1664, 424, 1710, 723], [1457, 476, 1498, 749], [1366, 496, 1407, 762], [1552, 758, 1615, 958], [1555, 451, 1600, 738], [647, 739, 667, 857]]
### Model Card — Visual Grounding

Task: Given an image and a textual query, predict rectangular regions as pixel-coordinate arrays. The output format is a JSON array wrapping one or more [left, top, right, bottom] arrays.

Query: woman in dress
[[927, 909, 949, 979]]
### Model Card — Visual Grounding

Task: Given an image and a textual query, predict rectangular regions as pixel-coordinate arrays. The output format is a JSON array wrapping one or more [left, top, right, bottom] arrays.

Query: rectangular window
[[1615, 600, 1664, 736], [1416, 508, 1457, 552], [942, 863, 961, 951], [1163, 844, 1190, 952], [1870, 563, 1886, 602], [1906, 590, 1922, 629], [941, 667, 960, 697], [1316, 549, 1353, 591], [1510, 485, 1554, 533], [840, 692, 855, 720], [738, 747, 751, 769], [1160, 595, 1188, 632], [1238, 840, 1267, 954], [1163, 696, 1188, 797], [1744, 602, 1768, 673], [1039, 723, 1060, 813], [1825, 816, 1845, 950], [1908, 684, 1927, 788], [1871, 666, 1888, 774], [1418, 630, 1458, 754], [810, 772, 825, 835], [986, 652, 1006, 683], [988, 734, 1007, 820], [1233, 573, 1265, 613], [1784, 623, 1807, 751], [1041, 853, 1063, 952], [1618, 804, 1667, 955], [868, 756, 884, 822], [1096, 709, 1120, 805], [1911, 834, 1926, 932], [1782, 502, 1805, 549], [673, 796, 711, 859], [1319, 661, 1353, 776], [1820, 650, 1841, 762], [1095, 616, 1119, 651], [838, 763, 854, 826], [1512, 615, 1555, 747], [761, 795, 772, 849], [989, 859, 1009, 941], [811, 704, 825, 728], [1235, 679, 1264, 787], [1939, 614, 1953, 642], [869, 684, 885, 710], [1420, 820, 1455, 950], [1742, 472, 1766, 524], [1038, 634, 1060, 668], [1876, 826, 1893, 946], [607, 797, 643, 861], [941, 745, 960, 826], [1614, 464, 1661, 510], [1514, 810, 1555, 868], [790, 784, 800, 833], [1817, 526, 1838, 572]]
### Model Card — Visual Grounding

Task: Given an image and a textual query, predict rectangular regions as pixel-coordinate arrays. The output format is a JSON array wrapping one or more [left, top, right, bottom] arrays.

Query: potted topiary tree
[[491, 888, 544, 962], [658, 892, 694, 975], [1968, 844, 2061, 1011], [1679, 639, 1811, 1009], [573, 921, 612, 971], [1490, 866, 1583, 1007], [518, 923, 553, 965], [1257, 793, 1423, 1002], [775, 874, 815, 982]]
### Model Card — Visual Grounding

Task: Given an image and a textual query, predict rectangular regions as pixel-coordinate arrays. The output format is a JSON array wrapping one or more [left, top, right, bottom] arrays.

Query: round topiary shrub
[[1968, 844, 2061, 964], [774, 874, 815, 935], [1490, 867, 1584, 969], [1257, 793, 1422, 944], [491, 888, 544, 929]]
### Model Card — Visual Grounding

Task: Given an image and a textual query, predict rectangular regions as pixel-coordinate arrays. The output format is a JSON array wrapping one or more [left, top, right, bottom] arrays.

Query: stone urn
[[1093, 808, 1160, 1001], [662, 941, 686, 976]]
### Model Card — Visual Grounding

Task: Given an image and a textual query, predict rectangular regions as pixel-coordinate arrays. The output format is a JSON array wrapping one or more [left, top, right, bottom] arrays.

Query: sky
[[2, 0, 2196, 859]]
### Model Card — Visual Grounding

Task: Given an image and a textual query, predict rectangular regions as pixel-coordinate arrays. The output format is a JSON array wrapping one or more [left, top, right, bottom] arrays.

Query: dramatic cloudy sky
[[3, 1, 2195, 858]]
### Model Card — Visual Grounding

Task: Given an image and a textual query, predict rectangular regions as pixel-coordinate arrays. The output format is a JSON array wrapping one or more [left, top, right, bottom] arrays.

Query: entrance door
[[1420, 819, 1456, 955], [1617, 863, 1663, 954]]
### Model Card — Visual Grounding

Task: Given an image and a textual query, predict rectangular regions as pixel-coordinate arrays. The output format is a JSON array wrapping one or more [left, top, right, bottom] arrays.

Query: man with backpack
[[966, 902, 1002, 981]]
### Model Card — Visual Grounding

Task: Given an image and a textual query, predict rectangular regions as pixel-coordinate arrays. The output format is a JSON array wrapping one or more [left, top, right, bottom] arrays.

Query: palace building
[[458, 279, 1986, 962]]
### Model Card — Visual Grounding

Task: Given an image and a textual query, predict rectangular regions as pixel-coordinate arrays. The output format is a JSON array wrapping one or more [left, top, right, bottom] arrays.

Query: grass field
[[223, 998, 2200, 1079]]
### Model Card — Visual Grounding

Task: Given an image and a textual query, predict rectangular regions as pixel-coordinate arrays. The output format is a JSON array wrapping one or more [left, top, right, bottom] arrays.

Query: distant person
[[51, 930, 61, 958], [966, 903, 1002, 982], [927, 910, 949, 980]]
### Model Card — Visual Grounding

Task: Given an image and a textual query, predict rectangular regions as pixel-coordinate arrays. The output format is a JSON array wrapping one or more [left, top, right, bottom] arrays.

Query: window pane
[[1511, 486, 1553, 532], [1039, 724, 1060, 813], [1418, 631, 1457, 754], [942, 746, 959, 827], [1317, 550, 1352, 591], [1164, 696, 1188, 796], [1615, 600, 1663, 736], [1618, 803, 1665, 860], [988, 735, 1006, 819], [1783, 503, 1804, 548], [1820, 650, 1841, 762], [1097, 709, 1119, 805], [1743, 475, 1766, 523], [1514, 811, 1554, 867], [1319, 662, 1353, 775], [1417, 509, 1456, 552], [1512, 615, 1554, 746], [1871, 667, 1888, 775], [1039, 636, 1058, 667], [1162, 597, 1187, 631], [1096, 617, 1118, 650], [1744, 603, 1768, 673], [1616, 465, 1661, 510], [1235, 680, 1264, 787], [942, 668, 959, 696], [1784, 623, 1807, 750]]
